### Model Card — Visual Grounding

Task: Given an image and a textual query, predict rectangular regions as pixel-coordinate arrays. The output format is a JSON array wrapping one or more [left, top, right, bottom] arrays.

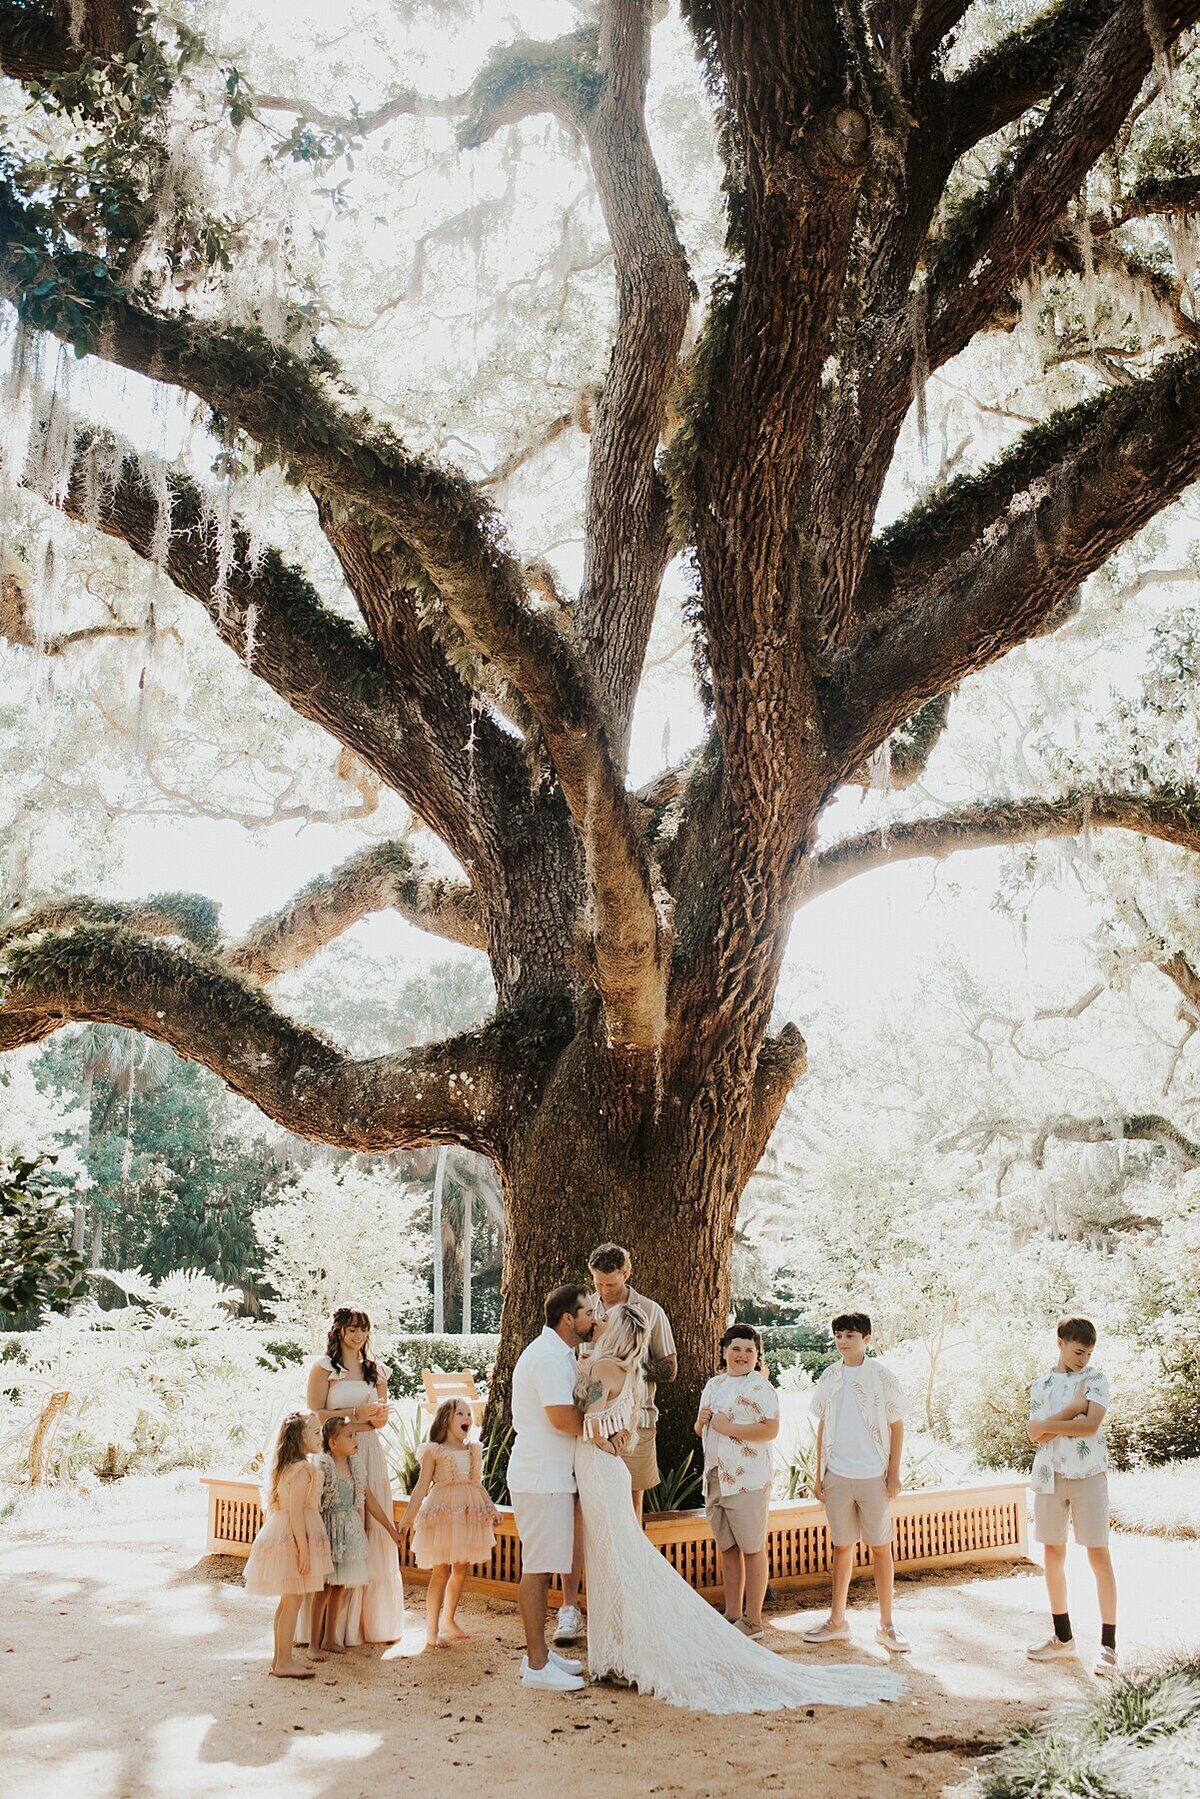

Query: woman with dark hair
[[304, 1304, 406, 1644]]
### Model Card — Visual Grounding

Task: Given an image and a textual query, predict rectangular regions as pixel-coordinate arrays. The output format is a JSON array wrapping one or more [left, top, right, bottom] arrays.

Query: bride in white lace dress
[[574, 1303, 904, 1713]]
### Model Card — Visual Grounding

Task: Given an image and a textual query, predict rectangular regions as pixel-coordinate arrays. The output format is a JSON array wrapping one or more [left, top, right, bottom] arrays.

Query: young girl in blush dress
[[312, 1415, 402, 1655], [397, 1399, 499, 1646], [243, 1411, 332, 1679]]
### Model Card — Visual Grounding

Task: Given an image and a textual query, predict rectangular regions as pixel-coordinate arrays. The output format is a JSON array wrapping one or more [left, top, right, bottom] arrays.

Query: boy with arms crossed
[[1026, 1315, 1117, 1676]]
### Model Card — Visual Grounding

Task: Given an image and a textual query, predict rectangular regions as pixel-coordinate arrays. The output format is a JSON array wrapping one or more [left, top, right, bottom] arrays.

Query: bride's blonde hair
[[577, 1300, 649, 1419]]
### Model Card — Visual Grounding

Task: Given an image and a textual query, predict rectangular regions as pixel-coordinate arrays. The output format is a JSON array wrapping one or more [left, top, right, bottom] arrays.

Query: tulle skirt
[[244, 1509, 333, 1597], [411, 1483, 496, 1568]]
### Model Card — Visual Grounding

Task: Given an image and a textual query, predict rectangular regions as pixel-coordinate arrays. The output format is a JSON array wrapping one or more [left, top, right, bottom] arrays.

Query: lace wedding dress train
[[574, 1442, 905, 1714]]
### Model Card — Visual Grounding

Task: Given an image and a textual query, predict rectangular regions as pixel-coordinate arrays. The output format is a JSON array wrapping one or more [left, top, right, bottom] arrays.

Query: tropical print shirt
[[809, 1358, 908, 1481], [1028, 1367, 1111, 1493], [700, 1371, 780, 1496]]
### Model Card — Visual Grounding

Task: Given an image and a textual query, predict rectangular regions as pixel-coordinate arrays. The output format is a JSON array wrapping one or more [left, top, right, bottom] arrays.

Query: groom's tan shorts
[[511, 1491, 575, 1575]]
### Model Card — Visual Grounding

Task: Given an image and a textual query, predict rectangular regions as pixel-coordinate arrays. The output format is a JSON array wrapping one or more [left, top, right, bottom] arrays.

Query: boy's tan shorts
[[1033, 1473, 1109, 1548], [822, 1472, 892, 1548], [705, 1466, 771, 1554]]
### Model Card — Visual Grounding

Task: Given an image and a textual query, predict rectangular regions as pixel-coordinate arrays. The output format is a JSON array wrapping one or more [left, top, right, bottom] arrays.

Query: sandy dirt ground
[[2, 1501, 1198, 1799]]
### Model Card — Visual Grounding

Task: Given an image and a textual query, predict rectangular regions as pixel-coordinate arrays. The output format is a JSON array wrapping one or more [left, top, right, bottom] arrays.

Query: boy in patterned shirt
[[1026, 1316, 1118, 1676]]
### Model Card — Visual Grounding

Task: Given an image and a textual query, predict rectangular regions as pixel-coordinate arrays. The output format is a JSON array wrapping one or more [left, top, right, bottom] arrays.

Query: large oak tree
[[3, 0, 1200, 1462]]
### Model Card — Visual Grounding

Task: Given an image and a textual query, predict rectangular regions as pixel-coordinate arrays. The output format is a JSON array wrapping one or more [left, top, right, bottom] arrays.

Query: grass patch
[[0, 1466, 201, 1537], [1108, 1460, 1200, 1540], [970, 1655, 1200, 1799]]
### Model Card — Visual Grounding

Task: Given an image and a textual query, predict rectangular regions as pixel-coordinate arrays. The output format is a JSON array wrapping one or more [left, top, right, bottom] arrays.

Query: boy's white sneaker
[[876, 1624, 911, 1654], [553, 1605, 584, 1643], [547, 1649, 583, 1674], [1026, 1635, 1077, 1661], [520, 1656, 584, 1691], [1094, 1647, 1119, 1678], [802, 1617, 851, 1643]]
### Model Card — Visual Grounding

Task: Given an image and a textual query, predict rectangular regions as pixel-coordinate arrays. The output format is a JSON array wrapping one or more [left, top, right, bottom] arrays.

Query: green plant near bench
[[972, 1654, 1200, 1799]]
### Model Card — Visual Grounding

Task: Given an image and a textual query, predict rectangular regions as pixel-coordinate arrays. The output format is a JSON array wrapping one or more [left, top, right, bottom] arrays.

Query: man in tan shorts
[[587, 1242, 676, 1522]]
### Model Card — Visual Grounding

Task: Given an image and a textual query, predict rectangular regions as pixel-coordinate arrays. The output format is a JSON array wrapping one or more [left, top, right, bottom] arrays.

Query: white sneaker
[[548, 1649, 583, 1674], [553, 1605, 584, 1643], [802, 1617, 851, 1644], [520, 1656, 584, 1691], [1026, 1634, 1077, 1661], [1094, 1647, 1119, 1678], [876, 1624, 911, 1654]]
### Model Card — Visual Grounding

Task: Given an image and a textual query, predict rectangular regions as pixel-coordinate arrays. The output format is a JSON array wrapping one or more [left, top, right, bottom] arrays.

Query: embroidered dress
[[1028, 1368, 1111, 1494], [244, 1461, 333, 1597], [410, 1440, 496, 1568], [574, 1394, 905, 1712], [699, 1371, 779, 1496], [319, 1451, 371, 1588], [304, 1353, 405, 1643]]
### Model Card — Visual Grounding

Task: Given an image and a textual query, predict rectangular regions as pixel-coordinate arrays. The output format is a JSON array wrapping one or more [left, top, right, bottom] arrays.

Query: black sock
[[1053, 1612, 1073, 1643], [1101, 1623, 1116, 1651]]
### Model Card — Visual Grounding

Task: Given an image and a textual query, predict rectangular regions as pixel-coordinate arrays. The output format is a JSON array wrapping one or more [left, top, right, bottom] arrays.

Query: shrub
[[1107, 1335, 1200, 1467], [375, 1332, 499, 1396], [0, 1158, 88, 1318]]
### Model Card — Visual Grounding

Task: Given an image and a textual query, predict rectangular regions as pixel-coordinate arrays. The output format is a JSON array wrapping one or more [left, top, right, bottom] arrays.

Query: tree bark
[[491, 1024, 785, 1472]]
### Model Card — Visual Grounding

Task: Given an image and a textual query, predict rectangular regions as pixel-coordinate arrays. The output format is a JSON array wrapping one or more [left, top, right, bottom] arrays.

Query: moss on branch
[[1, 892, 221, 954], [0, 923, 342, 1079], [457, 28, 601, 148]]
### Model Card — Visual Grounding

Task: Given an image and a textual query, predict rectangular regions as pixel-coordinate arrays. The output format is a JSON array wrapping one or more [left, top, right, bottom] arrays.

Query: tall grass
[[971, 1656, 1200, 1799]]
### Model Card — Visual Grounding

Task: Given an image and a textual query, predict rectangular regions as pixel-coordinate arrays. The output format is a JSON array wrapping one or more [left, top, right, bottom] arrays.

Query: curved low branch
[[806, 790, 1200, 903], [230, 841, 485, 980], [737, 1022, 808, 1189], [0, 924, 518, 1153]]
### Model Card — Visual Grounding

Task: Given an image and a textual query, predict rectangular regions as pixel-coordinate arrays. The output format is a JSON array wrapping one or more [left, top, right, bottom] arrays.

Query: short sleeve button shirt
[[1028, 1367, 1111, 1493], [507, 1327, 579, 1494]]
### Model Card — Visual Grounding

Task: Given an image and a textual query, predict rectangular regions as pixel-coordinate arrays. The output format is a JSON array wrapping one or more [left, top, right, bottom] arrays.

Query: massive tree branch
[[806, 789, 1200, 903], [832, 348, 1200, 764], [230, 841, 485, 980], [0, 924, 521, 1152], [940, 0, 1121, 153], [33, 427, 497, 868], [924, 1, 1200, 376], [456, 13, 690, 763], [572, 1, 690, 765]]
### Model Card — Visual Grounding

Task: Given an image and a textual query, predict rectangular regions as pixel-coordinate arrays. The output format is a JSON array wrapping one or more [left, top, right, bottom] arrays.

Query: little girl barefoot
[[243, 1411, 332, 1678], [312, 1414, 401, 1654], [397, 1399, 499, 1646]]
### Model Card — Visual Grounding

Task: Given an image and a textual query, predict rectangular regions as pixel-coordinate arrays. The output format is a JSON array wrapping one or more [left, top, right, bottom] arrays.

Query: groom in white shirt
[[507, 1283, 597, 1691]]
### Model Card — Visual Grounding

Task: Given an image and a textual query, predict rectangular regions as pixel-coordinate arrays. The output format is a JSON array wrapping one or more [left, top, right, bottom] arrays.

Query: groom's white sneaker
[[553, 1604, 584, 1643], [520, 1655, 584, 1691], [547, 1649, 583, 1674]]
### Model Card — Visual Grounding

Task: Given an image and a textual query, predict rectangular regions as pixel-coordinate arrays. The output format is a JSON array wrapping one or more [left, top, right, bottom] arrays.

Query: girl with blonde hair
[[243, 1411, 331, 1678]]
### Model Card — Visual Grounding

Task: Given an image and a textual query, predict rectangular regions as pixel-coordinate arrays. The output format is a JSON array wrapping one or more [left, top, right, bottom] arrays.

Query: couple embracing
[[508, 1282, 904, 1714]]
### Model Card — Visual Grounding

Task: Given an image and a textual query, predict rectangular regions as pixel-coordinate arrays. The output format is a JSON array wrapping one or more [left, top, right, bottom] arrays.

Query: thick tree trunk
[[493, 1038, 752, 1478]]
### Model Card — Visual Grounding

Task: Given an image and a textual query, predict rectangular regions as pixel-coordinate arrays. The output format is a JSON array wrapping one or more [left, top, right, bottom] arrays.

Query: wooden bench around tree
[[201, 1475, 1029, 1606]]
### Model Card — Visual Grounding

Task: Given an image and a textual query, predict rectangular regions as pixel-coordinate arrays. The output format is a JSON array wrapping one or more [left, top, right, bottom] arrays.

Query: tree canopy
[[3, 0, 1200, 1446]]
